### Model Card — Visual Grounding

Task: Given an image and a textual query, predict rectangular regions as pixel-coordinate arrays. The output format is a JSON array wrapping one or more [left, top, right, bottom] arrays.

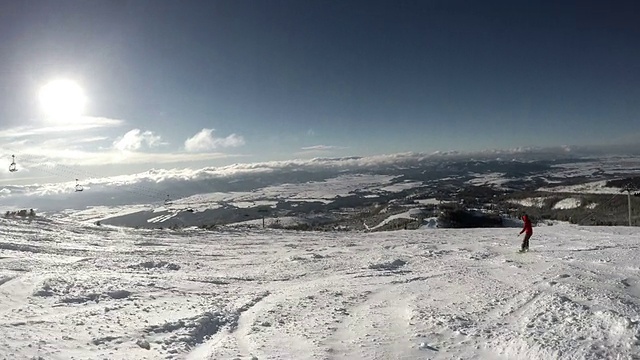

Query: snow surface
[[512, 197, 593, 211], [378, 180, 423, 193], [542, 156, 640, 180], [414, 198, 440, 205], [41, 174, 412, 225], [52, 205, 155, 223], [508, 198, 547, 208], [552, 198, 582, 210], [538, 180, 622, 195], [366, 209, 422, 231], [228, 216, 314, 229], [1, 217, 640, 359], [467, 173, 511, 189], [156, 174, 408, 213]]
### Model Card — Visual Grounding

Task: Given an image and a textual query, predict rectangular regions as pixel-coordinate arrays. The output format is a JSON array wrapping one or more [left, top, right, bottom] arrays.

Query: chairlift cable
[[3, 147, 205, 213], [575, 192, 622, 225], [1, 147, 169, 203]]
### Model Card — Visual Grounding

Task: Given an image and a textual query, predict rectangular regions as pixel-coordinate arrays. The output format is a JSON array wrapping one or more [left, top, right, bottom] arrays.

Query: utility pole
[[258, 208, 268, 229], [622, 183, 636, 226], [628, 189, 632, 226]]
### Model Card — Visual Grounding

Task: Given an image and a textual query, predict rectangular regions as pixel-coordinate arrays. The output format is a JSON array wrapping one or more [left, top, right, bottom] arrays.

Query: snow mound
[[130, 260, 181, 270], [32, 277, 133, 303], [136, 338, 151, 350], [368, 259, 407, 270], [289, 253, 326, 261], [144, 311, 227, 347]]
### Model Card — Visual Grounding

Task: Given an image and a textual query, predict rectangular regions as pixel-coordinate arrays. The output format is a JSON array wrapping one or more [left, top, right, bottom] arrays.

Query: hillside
[[1, 216, 639, 359], [21, 155, 638, 231]]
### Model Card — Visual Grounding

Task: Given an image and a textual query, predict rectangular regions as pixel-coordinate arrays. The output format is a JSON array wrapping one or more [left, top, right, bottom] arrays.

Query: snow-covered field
[[538, 180, 623, 195], [552, 198, 582, 210], [1, 217, 640, 359], [508, 198, 547, 208], [165, 174, 410, 213], [467, 173, 511, 189]]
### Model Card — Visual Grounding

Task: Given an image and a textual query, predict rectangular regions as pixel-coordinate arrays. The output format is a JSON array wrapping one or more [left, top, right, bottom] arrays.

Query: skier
[[518, 213, 533, 252]]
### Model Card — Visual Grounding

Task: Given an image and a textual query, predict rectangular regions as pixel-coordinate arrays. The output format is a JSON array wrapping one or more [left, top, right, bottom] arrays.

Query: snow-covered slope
[[1, 217, 639, 359]]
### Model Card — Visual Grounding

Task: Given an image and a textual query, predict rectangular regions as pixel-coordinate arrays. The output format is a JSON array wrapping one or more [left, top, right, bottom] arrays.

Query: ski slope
[[1, 217, 639, 359]]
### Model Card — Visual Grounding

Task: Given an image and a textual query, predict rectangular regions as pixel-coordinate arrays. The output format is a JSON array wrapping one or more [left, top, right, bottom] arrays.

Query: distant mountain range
[[29, 152, 640, 229]]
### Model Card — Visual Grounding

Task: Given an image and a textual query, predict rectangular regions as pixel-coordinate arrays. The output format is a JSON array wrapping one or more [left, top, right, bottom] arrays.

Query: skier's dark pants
[[521, 233, 532, 251]]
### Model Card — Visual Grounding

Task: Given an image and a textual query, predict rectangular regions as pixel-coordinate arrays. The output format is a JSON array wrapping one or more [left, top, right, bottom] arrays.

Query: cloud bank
[[185, 129, 245, 152], [300, 145, 347, 151], [0, 119, 247, 168], [113, 129, 162, 151], [3, 144, 640, 212]]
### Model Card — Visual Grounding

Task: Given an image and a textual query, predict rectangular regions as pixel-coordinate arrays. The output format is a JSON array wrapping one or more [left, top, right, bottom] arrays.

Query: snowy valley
[[35, 154, 640, 231]]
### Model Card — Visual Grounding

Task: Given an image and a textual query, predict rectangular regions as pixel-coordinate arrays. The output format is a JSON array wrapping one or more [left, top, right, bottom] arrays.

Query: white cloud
[[0, 118, 125, 167], [300, 145, 346, 151], [41, 136, 109, 149], [113, 129, 162, 151], [184, 128, 245, 152], [0, 120, 249, 175], [0, 143, 589, 175], [0, 117, 124, 139], [1, 148, 245, 168], [1, 152, 430, 197]]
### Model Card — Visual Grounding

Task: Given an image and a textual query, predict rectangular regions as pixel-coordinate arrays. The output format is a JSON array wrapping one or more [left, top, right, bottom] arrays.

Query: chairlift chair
[[75, 179, 84, 192], [164, 195, 172, 206], [9, 155, 17, 172]]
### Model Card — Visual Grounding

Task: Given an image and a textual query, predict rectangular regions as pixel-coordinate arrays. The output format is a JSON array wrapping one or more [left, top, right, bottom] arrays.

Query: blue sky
[[1, 0, 639, 184]]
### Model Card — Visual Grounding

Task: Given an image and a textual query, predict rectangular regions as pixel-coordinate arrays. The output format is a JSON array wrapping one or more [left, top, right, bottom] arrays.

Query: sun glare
[[39, 80, 86, 122]]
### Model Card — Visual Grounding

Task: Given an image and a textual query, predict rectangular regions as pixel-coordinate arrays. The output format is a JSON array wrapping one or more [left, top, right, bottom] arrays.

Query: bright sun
[[39, 80, 86, 122]]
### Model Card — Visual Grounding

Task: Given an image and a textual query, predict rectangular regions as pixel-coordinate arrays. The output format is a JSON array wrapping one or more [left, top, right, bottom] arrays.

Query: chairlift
[[164, 195, 172, 206], [75, 179, 84, 192], [9, 155, 17, 172]]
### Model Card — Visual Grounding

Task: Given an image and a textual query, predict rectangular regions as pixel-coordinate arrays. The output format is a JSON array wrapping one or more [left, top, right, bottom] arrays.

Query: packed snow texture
[[1, 217, 640, 359]]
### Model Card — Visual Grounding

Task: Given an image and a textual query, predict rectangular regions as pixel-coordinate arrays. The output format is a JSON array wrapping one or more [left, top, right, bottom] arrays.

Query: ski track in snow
[[1, 217, 640, 359]]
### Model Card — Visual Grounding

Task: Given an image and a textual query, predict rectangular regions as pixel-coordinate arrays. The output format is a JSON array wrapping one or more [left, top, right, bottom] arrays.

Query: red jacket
[[520, 215, 533, 235]]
